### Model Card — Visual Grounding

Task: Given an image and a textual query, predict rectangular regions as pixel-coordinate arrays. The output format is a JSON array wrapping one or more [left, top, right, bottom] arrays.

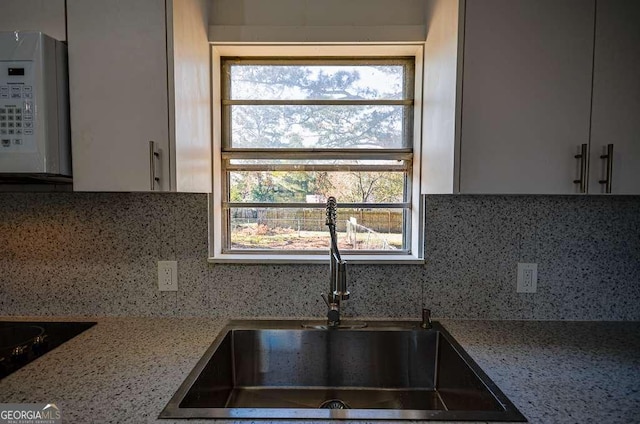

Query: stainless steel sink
[[160, 320, 526, 421]]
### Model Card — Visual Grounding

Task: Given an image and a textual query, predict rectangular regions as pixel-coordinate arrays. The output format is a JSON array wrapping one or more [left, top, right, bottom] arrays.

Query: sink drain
[[319, 399, 350, 409]]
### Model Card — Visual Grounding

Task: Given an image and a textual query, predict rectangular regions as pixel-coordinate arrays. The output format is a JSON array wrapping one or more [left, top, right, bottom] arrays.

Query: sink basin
[[160, 320, 526, 421]]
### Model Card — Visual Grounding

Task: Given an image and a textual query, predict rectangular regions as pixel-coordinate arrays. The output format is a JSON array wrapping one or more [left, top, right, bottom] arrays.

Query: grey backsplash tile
[[0, 193, 638, 320]]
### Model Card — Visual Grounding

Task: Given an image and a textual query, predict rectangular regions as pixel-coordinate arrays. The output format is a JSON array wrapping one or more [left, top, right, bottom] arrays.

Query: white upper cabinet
[[0, 0, 66, 41], [588, 0, 640, 194], [458, 0, 595, 194], [446, 0, 640, 195], [67, 0, 211, 192], [67, 0, 170, 192]]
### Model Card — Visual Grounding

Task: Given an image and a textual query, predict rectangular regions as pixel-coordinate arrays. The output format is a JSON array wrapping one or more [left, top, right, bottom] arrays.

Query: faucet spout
[[325, 197, 349, 327]]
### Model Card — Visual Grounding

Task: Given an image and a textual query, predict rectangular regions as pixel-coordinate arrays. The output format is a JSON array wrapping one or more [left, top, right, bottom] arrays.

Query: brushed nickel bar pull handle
[[598, 144, 613, 194], [149, 140, 160, 190], [573, 143, 589, 193]]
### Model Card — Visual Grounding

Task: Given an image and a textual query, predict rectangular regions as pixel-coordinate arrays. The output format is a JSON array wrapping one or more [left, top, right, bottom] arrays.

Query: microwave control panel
[[0, 31, 70, 176], [0, 61, 36, 153]]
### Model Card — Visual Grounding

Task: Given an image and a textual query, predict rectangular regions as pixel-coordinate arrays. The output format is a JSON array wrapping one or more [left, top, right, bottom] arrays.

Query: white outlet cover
[[517, 263, 537, 293], [158, 261, 178, 291]]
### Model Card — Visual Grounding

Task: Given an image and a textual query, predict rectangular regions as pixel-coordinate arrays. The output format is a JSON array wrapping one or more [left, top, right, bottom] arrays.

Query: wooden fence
[[231, 209, 403, 233]]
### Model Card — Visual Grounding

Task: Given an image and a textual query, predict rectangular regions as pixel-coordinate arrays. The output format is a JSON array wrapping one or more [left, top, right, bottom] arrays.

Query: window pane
[[228, 64, 405, 100], [229, 207, 406, 251], [229, 105, 408, 149], [229, 171, 406, 203]]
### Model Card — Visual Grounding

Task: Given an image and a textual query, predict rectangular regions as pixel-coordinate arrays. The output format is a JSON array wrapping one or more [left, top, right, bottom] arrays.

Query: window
[[211, 46, 423, 263]]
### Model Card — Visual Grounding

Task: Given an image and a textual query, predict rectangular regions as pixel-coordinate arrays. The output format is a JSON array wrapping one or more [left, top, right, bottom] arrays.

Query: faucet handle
[[320, 293, 331, 308]]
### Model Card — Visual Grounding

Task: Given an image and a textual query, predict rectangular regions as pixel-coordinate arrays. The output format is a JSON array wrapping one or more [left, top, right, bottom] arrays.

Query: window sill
[[207, 254, 424, 265]]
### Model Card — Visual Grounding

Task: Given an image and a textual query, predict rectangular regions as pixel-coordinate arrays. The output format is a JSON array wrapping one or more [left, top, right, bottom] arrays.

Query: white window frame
[[208, 44, 424, 264]]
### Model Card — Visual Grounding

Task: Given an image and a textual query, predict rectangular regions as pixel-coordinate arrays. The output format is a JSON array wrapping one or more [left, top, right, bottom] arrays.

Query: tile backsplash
[[0, 193, 638, 320]]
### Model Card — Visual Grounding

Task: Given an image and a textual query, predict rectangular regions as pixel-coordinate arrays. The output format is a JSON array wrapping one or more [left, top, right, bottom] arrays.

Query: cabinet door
[[459, 0, 595, 194], [67, 0, 170, 191], [0, 0, 66, 41], [589, 0, 640, 194]]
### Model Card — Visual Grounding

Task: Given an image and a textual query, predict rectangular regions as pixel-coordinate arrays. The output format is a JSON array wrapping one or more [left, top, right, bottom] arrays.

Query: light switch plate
[[517, 263, 537, 293], [158, 261, 178, 291]]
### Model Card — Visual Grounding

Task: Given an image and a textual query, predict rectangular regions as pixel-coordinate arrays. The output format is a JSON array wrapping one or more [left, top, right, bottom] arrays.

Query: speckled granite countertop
[[0, 317, 638, 424]]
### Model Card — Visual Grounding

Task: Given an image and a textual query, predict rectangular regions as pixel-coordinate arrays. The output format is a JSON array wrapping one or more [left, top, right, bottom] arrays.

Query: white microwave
[[0, 31, 71, 180]]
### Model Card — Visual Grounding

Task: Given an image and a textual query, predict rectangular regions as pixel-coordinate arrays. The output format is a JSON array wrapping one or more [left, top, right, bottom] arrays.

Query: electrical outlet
[[517, 263, 537, 293], [158, 261, 178, 291]]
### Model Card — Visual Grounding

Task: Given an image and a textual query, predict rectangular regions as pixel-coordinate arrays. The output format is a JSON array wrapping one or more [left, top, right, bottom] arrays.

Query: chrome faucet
[[321, 197, 349, 327]]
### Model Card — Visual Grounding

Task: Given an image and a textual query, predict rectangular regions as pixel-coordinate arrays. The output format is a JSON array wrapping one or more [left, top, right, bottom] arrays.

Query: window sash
[[222, 166, 412, 208], [221, 182, 413, 254], [221, 149, 412, 159], [223, 205, 412, 255], [221, 57, 415, 101], [221, 57, 415, 151], [223, 105, 413, 150]]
